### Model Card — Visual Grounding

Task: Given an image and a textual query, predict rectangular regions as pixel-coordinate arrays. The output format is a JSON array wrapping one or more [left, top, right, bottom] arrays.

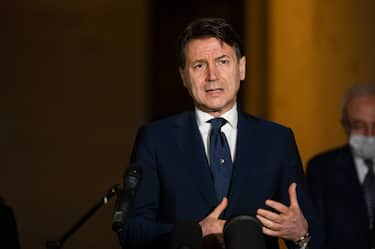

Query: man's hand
[[256, 182, 308, 242], [199, 197, 228, 237]]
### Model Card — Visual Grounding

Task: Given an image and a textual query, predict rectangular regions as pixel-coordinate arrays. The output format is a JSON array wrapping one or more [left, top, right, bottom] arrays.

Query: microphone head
[[224, 215, 266, 249], [170, 220, 202, 249], [124, 163, 142, 191], [112, 164, 142, 233]]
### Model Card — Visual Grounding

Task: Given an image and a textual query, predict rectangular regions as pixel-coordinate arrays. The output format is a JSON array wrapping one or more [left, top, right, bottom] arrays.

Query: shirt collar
[[195, 103, 238, 128]]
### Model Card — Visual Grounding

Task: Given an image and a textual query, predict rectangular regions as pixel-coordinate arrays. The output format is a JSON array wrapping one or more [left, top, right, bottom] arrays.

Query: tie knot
[[209, 117, 227, 131], [364, 158, 374, 171]]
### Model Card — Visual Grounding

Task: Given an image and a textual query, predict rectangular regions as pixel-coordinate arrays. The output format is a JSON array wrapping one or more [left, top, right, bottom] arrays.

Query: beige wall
[[244, 0, 375, 165], [1, 1, 149, 249], [243, 2, 375, 248]]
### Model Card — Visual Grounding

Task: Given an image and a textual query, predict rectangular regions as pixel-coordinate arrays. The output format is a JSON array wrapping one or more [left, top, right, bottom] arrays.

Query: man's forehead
[[348, 95, 375, 120], [349, 95, 375, 108], [184, 38, 235, 58]]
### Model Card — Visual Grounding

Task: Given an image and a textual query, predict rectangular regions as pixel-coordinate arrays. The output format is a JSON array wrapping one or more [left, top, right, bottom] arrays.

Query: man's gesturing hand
[[199, 197, 228, 237], [256, 183, 308, 241]]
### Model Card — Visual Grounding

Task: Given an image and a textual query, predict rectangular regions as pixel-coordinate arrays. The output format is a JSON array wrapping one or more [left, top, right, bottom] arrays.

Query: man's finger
[[256, 214, 282, 230], [256, 208, 281, 223], [264, 199, 288, 213], [288, 182, 299, 207], [261, 225, 280, 237], [210, 197, 228, 218]]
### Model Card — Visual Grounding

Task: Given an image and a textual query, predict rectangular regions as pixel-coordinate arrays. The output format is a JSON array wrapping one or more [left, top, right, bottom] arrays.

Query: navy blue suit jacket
[[306, 145, 374, 249], [124, 111, 324, 249]]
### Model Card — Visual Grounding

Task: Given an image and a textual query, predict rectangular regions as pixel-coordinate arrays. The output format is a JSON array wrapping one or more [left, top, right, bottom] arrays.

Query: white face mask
[[349, 134, 375, 159]]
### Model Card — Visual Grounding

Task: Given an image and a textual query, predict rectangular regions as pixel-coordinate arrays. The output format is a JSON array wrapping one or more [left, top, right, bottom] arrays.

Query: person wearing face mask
[[306, 83, 375, 249]]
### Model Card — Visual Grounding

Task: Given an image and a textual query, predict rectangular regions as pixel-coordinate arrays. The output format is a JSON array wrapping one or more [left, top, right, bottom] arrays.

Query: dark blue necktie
[[208, 118, 233, 201], [363, 158, 375, 231]]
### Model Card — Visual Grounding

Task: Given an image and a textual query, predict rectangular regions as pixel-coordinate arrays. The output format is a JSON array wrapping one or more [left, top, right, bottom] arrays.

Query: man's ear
[[341, 118, 351, 136], [239, 56, 246, 81], [179, 67, 187, 88]]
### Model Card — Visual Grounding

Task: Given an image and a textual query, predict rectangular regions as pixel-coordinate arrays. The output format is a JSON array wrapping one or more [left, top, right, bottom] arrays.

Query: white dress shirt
[[354, 155, 375, 183], [195, 104, 238, 163]]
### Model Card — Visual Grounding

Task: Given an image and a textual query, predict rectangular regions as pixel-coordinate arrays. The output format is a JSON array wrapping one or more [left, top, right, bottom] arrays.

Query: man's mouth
[[206, 88, 224, 94]]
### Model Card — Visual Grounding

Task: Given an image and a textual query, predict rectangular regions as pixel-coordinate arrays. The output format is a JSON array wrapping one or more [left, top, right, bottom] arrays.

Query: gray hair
[[341, 82, 375, 129]]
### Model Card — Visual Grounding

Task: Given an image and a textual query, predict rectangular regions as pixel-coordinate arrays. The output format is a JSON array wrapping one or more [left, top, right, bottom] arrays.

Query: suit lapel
[[335, 146, 361, 187], [176, 112, 218, 207], [226, 113, 261, 212], [335, 146, 369, 227]]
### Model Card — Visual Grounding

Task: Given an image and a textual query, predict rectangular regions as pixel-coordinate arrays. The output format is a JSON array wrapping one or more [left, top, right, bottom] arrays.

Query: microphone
[[112, 163, 142, 233], [170, 220, 202, 249], [224, 215, 266, 249]]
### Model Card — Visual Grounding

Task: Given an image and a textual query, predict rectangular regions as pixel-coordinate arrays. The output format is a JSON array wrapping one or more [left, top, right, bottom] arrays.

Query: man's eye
[[219, 59, 229, 64], [351, 122, 365, 130], [193, 64, 204, 69]]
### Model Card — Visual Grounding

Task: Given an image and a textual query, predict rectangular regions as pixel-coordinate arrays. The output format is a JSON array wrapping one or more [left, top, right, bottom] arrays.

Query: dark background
[[2, 0, 375, 249], [1, 1, 244, 248], [149, 0, 244, 120]]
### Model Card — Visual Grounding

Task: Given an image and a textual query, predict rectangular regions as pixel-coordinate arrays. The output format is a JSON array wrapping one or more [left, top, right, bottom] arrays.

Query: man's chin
[[203, 106, 225, 116]]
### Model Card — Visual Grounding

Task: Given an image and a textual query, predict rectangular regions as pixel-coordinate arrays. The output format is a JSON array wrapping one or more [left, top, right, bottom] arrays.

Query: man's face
[[179, 37, 246, 116], [347, 94, 375, 136]]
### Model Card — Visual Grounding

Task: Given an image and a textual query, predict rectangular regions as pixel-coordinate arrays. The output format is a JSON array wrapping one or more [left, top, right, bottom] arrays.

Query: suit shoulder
[[140, 112, 192, 133], [308, 145, 348, 164], [240, 112, 293, 134], [306, 145, 351, 177]]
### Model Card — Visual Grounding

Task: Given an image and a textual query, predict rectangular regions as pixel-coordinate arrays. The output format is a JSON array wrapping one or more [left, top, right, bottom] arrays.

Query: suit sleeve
[[306, 157, 326, 215], [122, 125, 174, 249], [280, 129, 325, 249], [305, 157, 327, 241]]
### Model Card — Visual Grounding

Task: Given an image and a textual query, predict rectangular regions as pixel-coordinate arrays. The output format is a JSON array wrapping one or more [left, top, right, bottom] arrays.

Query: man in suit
[[123, 18, 323, 249], [306, 83, 375, 249]]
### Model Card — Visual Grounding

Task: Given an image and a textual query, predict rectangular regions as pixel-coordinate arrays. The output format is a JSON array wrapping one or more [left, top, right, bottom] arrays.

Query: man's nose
[[364, 125, 375, 137], [367, 127, 375, 137], [207, 64, 218, 81]]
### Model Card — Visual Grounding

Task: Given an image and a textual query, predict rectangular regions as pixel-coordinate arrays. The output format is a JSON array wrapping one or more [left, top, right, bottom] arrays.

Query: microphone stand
[[46, 184, 120, 249]]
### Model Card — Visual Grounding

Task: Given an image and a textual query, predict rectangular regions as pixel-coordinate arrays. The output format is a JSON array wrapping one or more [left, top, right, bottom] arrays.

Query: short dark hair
[[177, 17, 244, 69]]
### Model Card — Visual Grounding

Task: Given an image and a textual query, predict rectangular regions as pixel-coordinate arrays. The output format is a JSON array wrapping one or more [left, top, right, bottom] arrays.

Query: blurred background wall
[[1, 1, 149, 248], [1, 0, 375, 248], [262, 0, 375, 163]]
